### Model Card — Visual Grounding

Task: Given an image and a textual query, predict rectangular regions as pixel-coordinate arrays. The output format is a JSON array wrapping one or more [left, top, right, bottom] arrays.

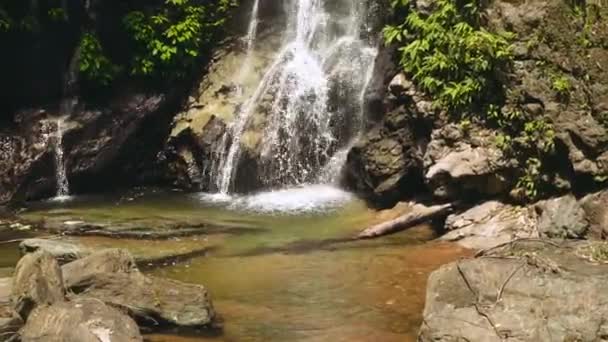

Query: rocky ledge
[[1, 248, 217, 342]]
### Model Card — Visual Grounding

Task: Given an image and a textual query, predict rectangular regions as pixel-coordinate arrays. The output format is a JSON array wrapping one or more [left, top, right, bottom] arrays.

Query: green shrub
[[551, 74, 572, 100], [384, 0, 513, 113], [78, 32, 119, 86], [124, 0, 237, 78]]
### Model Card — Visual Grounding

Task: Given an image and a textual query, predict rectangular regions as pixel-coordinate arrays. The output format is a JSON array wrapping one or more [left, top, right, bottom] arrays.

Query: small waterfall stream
[[214, 0, 380, 194], [53, 116, 70, 198]]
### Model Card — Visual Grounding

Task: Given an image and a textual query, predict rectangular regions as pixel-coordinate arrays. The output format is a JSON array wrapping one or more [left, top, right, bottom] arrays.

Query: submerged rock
[[63, 249, 216, 328], [420, 240, 608, 341], [20, 298, 142, 342], [10, 251, 64, 320]]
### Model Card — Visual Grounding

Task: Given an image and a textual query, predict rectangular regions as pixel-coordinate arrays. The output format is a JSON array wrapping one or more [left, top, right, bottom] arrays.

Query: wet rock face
[[0, 117, 56, 204], [0, 86, 183, 205], [343, 70, 429, 207], [343, 122, 422, 207], [420, 240, 608, 342], [21, 298, 142, 342]]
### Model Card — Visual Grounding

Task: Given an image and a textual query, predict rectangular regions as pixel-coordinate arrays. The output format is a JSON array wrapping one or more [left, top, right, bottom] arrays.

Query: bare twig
[[496, 262, 525, 303]]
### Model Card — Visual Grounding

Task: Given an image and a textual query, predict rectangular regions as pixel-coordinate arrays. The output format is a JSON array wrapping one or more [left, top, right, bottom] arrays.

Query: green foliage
[[48, 8, 67, 22], [78, 33, 119, 86], [123, 0, 237, 78], [551, 74, 572, 100], [384, 0, 513, 113], [385, 0, 560, 201], [516, 158, 542, 199], [490, 105, 555, 200], [0, 4, 11, 31]]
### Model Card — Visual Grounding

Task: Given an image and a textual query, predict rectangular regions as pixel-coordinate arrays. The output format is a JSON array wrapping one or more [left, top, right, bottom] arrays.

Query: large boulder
[[63, 249, 216, 328], [343, 123, 422, 207], [420, 240, 608, 341], [20, 298, 142, 342], [10, 251, 64, 320]]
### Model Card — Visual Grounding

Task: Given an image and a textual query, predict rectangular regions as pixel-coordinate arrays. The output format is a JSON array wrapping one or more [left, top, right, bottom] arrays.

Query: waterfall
[[54, 116, 70, 198], [215, 0, 380, 194], [51, 41, 81, 199]]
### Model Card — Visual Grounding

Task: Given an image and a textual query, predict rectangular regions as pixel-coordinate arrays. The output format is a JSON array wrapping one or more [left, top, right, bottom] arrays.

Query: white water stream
[[53, 116, 70, 199]]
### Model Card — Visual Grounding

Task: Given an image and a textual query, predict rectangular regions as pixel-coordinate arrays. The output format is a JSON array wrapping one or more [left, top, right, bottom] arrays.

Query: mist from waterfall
[[215, 0, 380, 194]]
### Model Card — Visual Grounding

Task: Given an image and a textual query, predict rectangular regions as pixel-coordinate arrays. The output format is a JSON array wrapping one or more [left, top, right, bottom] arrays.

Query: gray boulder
[[20, 298, 142, 342], [63, 249, 216, 328], [420, 240, 608, 341], [19, 239, 91, 265], [442, 201, 538, 249], [10, 251, 64, 320], [580, 189, 608, 238], [62, 249, 137, 289], [536, 195, 589, 239]]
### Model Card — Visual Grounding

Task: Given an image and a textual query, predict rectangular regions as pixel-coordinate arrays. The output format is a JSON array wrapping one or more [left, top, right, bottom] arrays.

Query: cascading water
[[53, 116, 70, 198], [214, 0, 380, 194]]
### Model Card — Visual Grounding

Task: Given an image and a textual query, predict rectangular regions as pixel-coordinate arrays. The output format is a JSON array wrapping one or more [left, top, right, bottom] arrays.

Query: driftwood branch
[[356, 202, 455, 239]]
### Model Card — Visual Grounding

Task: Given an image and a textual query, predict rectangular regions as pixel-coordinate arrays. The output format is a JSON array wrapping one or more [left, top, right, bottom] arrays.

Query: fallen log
[[357, 202, 455, 239]]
